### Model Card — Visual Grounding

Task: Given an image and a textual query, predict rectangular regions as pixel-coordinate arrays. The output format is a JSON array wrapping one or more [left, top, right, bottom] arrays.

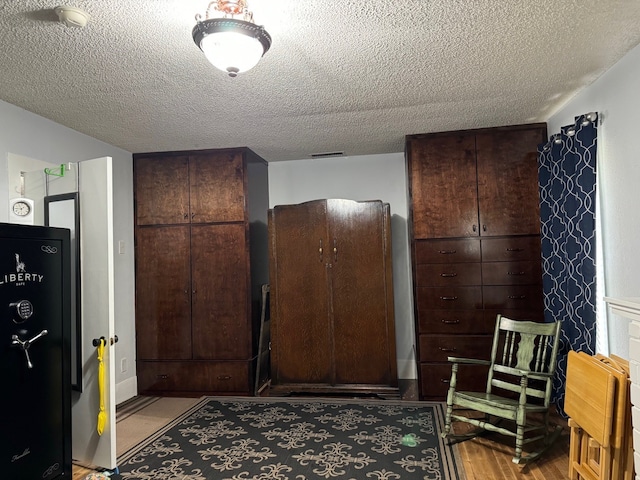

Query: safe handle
[[11, 329, 48, 369]]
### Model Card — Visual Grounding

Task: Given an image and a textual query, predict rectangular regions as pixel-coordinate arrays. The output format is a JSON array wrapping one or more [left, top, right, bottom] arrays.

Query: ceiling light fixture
[[192, 0, 271, 77]]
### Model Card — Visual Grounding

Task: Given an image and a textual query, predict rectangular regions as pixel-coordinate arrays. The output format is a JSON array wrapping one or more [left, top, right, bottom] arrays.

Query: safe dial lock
[[9, 300, 34, 323]]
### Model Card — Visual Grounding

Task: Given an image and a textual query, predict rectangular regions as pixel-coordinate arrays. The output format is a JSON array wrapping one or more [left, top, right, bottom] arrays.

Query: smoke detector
[[54, 6, 90, 28]]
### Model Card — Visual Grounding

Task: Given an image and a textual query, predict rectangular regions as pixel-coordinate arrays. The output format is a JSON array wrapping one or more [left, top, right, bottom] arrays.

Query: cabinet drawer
[[483, 285, 543, 310], [418, 334, 493, 362], [417, 310, 496, 334], [484, 308, 545, 323], [416, 286, 482, 310], [420, 363, 489, 398], [481, 236, 541, 262], [137, 361, 251, 394], [415, 239, 481, 264], [416, 263, 481, 286], [482, 261, 542, 285]]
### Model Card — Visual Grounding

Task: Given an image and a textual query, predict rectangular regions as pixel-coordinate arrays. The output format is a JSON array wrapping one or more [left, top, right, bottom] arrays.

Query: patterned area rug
[[117, 396, 465, 480]]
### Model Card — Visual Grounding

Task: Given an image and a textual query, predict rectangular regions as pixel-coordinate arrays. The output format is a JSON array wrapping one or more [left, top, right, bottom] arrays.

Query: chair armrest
[[447, 357, 491, 366]]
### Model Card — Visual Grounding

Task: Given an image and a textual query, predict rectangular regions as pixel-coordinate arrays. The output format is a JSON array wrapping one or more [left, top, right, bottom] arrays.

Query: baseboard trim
[[116, 375, 138, 405]]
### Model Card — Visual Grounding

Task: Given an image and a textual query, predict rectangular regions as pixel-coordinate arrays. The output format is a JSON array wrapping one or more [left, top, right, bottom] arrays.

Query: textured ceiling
[[1, 1, 640, 162]]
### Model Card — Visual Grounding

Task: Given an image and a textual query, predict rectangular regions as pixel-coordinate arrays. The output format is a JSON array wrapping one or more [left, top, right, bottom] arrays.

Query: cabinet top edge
[[405, 123, 548, 142], [270, 198, 389, 210], [133, 147, 267, 165]]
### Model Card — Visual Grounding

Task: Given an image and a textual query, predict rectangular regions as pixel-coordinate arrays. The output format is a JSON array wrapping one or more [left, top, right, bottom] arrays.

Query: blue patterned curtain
[[537, 113, 598, 413]]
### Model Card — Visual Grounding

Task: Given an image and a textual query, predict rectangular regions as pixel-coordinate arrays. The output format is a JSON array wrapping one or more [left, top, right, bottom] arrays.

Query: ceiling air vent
[[310, 151, 345, 159]]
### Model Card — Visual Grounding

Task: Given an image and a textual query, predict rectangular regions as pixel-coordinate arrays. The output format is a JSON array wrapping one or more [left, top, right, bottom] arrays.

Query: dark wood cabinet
[[135, 155, 190, 225], [134, 148, 268, 396], [409, 135, 478, 239], [408, 125, 544, 240], [190, 223, 250, 360], [406, 124, 547, 399], [268, 199, 398, 396], [476, 129, 545, 236], [135, 225, 191, 360]]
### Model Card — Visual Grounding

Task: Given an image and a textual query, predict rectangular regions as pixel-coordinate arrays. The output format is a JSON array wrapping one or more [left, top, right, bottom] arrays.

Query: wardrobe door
[[191, 223, 250, 360], [409, 135, 478, 239], [328, 200, 396, 386], [269, 201, 332, 385], [136, 225, 192, 360], [476, 128, 543, 236], [135, 155, 190, 226], [189, 151, 245, 223]]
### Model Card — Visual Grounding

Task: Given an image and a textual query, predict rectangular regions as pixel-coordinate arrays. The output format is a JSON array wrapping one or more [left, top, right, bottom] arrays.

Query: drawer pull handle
[[156, 374, 168, 379], [506, 247, 524, 252], [508, 271, 525, 276], [217, 375, 232, 381], [438, 347, 456, 352], [440, 296, 458, 301], [440, 378, 450, 384], [440, 273, 458, 277], [438, 249, 457, 255], [441, 319, 460, 324], [509, 295, 526, 300]]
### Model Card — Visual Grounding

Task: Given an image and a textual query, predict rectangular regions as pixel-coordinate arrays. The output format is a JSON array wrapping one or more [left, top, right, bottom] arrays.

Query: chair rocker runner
[[441, 315, 563, 464]]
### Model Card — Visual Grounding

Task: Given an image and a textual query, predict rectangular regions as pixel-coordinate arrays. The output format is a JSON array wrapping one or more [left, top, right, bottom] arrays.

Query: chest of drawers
[[414, 236, 544, 398]]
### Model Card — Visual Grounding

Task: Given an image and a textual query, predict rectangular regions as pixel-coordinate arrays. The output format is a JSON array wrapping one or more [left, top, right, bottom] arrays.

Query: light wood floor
[[453, 413, 570, 479], [72, 465, 94, 479], [72, 382, 571, 480]]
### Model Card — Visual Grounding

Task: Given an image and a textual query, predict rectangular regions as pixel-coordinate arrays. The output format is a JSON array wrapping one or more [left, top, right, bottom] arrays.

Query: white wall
[[268, 153, 417, 379], [547, 42, 640, 359], [0, 99, 136, 403], [6, 38, 639, 390]]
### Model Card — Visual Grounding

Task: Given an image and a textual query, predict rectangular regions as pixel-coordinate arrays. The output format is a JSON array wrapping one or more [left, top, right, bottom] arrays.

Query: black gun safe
[[1, 223, 71, 479]]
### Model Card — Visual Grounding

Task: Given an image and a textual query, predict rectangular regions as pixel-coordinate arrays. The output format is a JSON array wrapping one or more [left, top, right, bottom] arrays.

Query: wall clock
[[9, 198, 35, 225]]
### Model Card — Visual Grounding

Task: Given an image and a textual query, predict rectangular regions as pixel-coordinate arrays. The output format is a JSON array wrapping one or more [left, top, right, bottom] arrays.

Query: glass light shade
[[201, 31, 264, 75], [193, 18, 271, 77]]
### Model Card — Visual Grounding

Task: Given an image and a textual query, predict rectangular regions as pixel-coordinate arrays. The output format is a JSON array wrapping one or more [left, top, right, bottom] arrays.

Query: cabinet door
[[191, 224, 250, 360], [135, 155, 190, 225], [476, 128, 544, 236], [328, 200, 396, 386], [269, 201, 332, 385], [409, 135, 479, 238], [189, 151, 245, 223], [136, 226, 192, 359]]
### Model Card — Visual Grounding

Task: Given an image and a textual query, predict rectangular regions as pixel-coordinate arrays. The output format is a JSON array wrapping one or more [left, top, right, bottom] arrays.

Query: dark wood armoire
[[406, 124, 547, 400], [133, 147, 269, 396], [268, 199, 398, 397]]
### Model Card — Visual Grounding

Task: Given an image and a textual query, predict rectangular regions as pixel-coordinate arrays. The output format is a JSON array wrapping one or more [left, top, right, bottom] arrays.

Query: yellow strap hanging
[[96, 338, 106, 436]]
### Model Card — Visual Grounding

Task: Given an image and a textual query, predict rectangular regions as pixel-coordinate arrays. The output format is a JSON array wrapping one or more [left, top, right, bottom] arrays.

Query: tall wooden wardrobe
[[406, 124, 547, 400], [268, 199, 398, 397], [134, 147, 269, 396]]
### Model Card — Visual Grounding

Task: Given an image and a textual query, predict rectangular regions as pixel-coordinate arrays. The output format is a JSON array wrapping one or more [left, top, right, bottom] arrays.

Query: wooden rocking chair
[[441, 315, 563, 464]]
